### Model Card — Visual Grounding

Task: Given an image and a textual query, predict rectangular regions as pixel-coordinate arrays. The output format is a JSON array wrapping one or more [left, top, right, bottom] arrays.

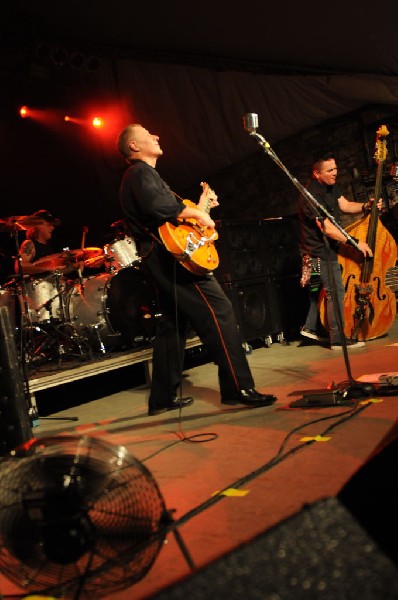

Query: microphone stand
[[245, 126, 375, 405]]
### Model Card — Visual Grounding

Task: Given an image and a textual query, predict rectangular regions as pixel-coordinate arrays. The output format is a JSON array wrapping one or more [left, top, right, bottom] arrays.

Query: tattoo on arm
[[21, 241, 35, 260]]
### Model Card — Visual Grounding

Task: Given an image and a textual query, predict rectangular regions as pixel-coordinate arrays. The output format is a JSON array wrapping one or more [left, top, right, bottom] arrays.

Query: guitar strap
[[126, 186, 184, 248], [124, 215, 162, 259]]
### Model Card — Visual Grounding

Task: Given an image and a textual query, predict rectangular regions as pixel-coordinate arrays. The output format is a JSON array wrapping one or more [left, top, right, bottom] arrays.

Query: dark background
[[1, 0, 398, 288]]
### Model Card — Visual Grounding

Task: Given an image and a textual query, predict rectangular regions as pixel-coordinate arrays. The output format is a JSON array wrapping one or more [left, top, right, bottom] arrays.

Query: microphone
[[242, 112, 270, 148], [243, 113, 259, 133]]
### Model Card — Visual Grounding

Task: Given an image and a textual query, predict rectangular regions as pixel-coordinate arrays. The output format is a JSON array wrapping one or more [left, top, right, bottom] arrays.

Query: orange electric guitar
[[158, 182, 219, 275]]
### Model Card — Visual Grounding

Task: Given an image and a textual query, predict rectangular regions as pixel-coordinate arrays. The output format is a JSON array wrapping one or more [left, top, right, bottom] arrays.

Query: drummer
[[15, 210, 61, 275]]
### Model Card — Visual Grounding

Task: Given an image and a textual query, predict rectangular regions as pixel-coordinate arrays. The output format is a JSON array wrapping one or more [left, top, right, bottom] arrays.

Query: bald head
[[117, 124, 142, 162], [117, 124, 163, 166]]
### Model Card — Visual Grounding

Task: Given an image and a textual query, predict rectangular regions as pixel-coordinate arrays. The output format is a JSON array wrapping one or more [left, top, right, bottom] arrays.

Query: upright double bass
[[337, 125, 397, 340]]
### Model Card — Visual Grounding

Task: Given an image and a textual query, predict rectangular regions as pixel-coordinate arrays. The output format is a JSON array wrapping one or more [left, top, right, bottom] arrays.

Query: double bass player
[[298, 151, 382, 350]]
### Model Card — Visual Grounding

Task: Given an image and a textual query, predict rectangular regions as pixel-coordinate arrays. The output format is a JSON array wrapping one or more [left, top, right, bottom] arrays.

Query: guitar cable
[[171, 260, 218, 444]]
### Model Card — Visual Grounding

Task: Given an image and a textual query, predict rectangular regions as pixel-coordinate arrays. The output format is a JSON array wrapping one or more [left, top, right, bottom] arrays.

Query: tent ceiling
[[2, 1, 398, 216], [4, 0, 398, 76]]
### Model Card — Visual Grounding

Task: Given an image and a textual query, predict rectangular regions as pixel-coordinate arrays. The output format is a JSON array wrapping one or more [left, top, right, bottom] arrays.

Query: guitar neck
[[202, 182, 215, 215], [204, 196, 213, 215]]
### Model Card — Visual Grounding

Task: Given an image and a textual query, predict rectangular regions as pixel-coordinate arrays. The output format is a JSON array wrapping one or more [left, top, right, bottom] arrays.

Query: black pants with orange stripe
[[141, 244, 254, 411]]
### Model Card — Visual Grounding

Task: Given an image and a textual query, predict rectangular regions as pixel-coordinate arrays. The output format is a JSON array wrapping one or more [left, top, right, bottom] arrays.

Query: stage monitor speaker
[[338, 437, 398, 565], [0, 306, 32, 454], [152, 496, 398, 599], [222, 277, 282, 342]]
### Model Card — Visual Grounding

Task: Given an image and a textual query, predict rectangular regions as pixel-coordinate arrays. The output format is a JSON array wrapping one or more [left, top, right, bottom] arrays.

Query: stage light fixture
[[69, 51, 85, 69], [51, 47, 68, 67], [92, 117, 104, 129], [19, 106, 29, 118], [34, 41, 51, 61], [86, 56, 100, 71]]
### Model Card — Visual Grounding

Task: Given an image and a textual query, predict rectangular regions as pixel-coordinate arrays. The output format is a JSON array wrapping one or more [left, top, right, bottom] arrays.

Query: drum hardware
[[6, 229, 55, 423], [1, 216, 81, 424], [40, 320, 93, 364]]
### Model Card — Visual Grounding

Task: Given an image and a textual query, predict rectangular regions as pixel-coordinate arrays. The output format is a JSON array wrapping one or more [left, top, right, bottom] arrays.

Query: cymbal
[[33, 253, 70, 271], [83, 254, 105, 268], [33, 248, 104, 271], [5, 215, 45, 228], [0, 217, 40, 232], [61, 247, 104, 261]]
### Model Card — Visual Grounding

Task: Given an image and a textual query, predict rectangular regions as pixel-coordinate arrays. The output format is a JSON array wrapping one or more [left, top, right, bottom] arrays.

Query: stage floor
[[1, 319, 398, 598]]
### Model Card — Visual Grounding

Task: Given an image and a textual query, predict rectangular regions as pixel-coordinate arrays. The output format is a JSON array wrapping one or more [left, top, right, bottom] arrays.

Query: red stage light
[[19, 106, 29, 118], [92, 117, 103, 128]]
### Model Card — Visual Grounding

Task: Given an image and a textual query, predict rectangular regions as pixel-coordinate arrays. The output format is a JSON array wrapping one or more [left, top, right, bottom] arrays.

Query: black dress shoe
[[221, 388, 277, 407], [148, 396, 194, 416]]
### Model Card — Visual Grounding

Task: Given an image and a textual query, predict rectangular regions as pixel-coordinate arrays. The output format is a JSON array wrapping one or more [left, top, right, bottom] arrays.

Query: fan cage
[[0, 435, 169, 598]]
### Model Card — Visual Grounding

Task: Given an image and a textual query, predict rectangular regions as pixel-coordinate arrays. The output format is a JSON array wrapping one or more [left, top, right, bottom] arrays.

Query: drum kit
[[0, 215, 161, 367]]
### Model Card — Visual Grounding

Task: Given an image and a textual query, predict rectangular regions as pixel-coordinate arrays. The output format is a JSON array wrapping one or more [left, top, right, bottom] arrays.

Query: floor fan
[[0, 435, 175, 599]]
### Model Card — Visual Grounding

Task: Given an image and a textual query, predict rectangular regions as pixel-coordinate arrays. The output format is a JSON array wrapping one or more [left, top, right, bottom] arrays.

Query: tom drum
[[103, 236, 140, 272]]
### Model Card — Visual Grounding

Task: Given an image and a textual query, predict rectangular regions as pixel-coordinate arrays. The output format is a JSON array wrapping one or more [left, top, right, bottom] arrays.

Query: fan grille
[[0, 435, 168, 598]]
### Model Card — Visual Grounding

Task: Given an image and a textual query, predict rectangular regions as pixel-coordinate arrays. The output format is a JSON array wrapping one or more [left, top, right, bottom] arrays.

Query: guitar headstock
[[201, 181, 216, 200], [200, 181, 218, 213], [374, 124, 389, 164]]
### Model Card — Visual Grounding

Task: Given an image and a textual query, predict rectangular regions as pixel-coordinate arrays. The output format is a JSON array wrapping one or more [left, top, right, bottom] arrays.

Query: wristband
[[347, 236, 359, 247]]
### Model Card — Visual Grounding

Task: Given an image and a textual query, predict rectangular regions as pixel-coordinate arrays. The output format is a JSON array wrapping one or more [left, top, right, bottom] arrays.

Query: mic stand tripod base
[[289, 381, 376, 408]]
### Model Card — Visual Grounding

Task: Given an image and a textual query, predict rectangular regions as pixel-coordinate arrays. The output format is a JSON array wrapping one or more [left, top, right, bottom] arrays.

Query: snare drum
[[103, 236, 140, 272], [67, 267, 160, 351], [22, 274, 66, 323]]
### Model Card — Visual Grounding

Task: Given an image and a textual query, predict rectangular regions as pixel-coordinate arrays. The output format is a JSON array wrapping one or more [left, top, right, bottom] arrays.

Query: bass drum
[[67, 267, 161, 351]]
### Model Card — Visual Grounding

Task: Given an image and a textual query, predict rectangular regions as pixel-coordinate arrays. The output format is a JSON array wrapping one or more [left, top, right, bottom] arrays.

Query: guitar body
[[158, 199, 219, 275]]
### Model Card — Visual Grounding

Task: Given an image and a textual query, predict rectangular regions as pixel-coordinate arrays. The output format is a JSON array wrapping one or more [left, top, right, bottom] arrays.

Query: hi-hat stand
[[242, 113, 375, 405]]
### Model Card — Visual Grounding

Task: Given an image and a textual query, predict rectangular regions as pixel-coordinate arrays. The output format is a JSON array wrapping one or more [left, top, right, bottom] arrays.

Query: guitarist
[[117, 123, 277, 416]]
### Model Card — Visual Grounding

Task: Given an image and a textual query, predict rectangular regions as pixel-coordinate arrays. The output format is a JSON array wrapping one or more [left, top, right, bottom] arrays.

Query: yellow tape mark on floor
[[212, 488, 250, 497], [359, 398, 383, 405], [300, 435, 331, 442]]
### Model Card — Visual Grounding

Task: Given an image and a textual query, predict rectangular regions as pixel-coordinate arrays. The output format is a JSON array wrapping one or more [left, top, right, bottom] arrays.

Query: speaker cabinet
[[261, 217, 301, 277], [215, 219, 265, 283], [152, 496, 398, 599], [222, 277, 282, 342], [215, 217, 301, 284]]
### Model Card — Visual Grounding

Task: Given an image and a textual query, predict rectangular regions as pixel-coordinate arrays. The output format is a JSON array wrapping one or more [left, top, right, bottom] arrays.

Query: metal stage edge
[[28, 337, 202, 394]]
